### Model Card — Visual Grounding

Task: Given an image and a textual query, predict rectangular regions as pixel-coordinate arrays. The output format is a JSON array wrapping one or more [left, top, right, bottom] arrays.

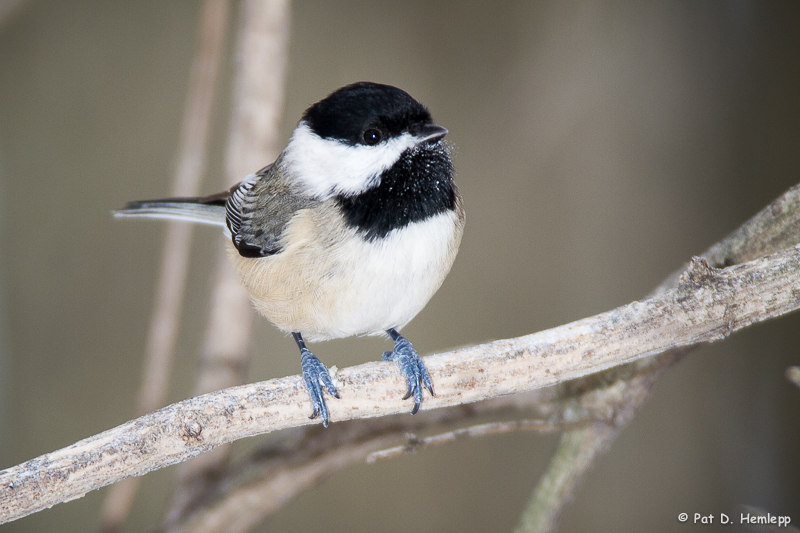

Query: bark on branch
[[2, 236, 800, 524]]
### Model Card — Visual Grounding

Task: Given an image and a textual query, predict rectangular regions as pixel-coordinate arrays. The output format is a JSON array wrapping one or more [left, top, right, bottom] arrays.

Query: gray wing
[[225, 164, 317, 258]]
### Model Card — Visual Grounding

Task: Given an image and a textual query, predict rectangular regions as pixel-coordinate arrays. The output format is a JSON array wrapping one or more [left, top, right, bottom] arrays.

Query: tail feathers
[[114, 199, 227, 227]]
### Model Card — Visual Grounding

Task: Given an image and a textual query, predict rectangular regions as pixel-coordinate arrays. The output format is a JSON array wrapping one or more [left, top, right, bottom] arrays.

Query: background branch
[[98, 1, 230, 530], [365, 419, 577, 463], [164, 0, 290, 525], [2, 202, 800, 523]]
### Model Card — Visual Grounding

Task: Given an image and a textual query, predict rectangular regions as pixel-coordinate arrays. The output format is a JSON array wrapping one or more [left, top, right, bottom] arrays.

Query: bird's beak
[[416, 123, 449, 144]]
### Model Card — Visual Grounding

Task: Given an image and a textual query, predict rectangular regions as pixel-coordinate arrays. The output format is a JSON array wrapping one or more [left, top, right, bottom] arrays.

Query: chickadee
[[117, 81, 464, 427]]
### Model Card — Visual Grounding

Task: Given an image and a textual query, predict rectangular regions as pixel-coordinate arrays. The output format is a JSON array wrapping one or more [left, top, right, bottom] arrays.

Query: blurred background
[[1, 1, 799, 532]]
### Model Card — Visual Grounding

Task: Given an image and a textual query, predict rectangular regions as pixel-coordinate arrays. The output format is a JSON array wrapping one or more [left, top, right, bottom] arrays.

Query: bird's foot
[[382, 328, 434, 415], [295, 333, 339, 427]]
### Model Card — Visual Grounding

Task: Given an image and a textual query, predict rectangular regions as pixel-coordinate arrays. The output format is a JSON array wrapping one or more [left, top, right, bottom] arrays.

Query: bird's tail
[[114, 196, 227, 227]]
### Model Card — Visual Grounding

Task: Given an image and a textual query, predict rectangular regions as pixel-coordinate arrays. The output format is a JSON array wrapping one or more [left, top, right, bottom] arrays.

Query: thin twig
[[165, 0, 290, 523], [366, 419, 584, 463], [2, 236, 800, 524], [99, 1, 230, 531]]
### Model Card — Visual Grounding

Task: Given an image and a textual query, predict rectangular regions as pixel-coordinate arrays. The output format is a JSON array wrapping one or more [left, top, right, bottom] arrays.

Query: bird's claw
[[383, 330, 434, 415], [300, 348, 339, 427]]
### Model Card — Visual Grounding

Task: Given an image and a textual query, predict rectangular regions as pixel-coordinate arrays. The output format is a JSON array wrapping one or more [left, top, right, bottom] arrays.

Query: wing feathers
[[116, 163, 313, 259], [224, 165, 317, 257]]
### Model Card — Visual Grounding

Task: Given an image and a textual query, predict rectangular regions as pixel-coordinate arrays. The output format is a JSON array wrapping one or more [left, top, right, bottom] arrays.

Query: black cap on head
[[302, 82, 434, 146]]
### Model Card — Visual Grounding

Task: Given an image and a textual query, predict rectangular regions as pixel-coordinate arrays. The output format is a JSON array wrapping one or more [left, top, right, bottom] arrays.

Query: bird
[[116, 81, 465, 427]]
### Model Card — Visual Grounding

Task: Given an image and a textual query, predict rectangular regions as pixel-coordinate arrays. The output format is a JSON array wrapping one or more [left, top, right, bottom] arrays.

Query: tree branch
[[99, 1, 230, 530], [165, 0, 290, 524], [159, 336, 686, 533], [2, 233, 800, 524], [514, 183, 800, 533]]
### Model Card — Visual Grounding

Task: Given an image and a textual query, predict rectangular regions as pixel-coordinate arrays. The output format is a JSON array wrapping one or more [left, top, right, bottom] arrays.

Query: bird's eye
[[362, 128, 382, 145]]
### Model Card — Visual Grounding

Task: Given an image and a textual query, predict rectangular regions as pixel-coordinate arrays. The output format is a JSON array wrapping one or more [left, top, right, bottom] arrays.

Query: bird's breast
[[226, 201, 463, 341]]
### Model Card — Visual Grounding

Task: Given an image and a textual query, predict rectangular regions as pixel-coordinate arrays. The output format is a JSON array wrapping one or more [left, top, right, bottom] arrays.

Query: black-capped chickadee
[[116, 82, 465, 427]]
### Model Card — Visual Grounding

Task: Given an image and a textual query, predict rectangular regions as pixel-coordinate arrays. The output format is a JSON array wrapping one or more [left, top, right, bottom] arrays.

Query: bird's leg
[[382, 328, 434, 415], [293, 332, 339, 427]]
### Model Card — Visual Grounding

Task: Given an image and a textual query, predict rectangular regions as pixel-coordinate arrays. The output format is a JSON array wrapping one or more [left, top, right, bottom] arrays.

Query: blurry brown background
[[1, 1, 799, 532]]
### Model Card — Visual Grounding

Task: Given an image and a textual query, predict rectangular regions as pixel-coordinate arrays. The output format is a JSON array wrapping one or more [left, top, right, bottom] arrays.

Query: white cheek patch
[[281, 122, 417, 199]]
